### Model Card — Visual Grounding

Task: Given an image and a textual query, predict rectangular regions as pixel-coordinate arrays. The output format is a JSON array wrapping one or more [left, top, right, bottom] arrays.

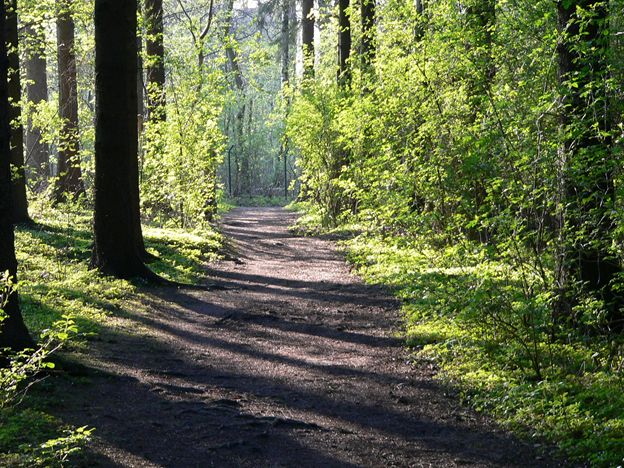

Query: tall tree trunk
[[137, 0, 144, 136], [414, 0, 425, 40], [0, 0, 33, 352], [24, 24, 49, 191], [54, 0, 85, 203], [92, 0, 154, 279], [223, 0, 246, 196], [301, 0, 314, 78], [281, 0, 290, 85], [337, 0, 351, 85], [466, 0, 495, 104], [7, 0, 30, 224], [145, 0, 165, 121], [465, 0, 495, 243], [360, 0, 375, 71], [555, 0, 621, 329], [280, 0, 291, 197]]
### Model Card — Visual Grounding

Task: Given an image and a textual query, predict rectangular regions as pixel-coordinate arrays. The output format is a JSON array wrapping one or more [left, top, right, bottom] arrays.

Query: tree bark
[[360, 0, 375, 71], [24, 24, 49, 191], [223, 0, 246, 196], [137, 0, 145, 136], [301, 0, 314, 78], [92, 0, 154, 279], [7, 0, 30, 224], [465, 0, 495, 243], [555, 0, 621, 329], [281, 0, 290, 85], [54, 0, 85, 203], [337, 0, 351, 85], [414, 0, 425, 40], [0, 0, 34, 352], [145, 0, 165, 121]]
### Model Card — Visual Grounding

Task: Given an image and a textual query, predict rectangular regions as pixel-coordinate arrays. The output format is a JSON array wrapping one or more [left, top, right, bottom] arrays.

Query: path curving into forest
[[57, 207, 556, 467]]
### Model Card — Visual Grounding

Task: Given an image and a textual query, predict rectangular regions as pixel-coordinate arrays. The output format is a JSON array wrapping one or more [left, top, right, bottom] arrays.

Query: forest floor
[[51, 207, 558, 467]]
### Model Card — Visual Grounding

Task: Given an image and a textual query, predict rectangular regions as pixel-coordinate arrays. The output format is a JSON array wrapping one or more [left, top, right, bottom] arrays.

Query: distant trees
[[0, 0, 33, 351]]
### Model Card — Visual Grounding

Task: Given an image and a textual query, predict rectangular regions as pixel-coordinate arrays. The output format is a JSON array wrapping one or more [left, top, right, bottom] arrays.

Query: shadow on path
[[50, 207, 558, 467]]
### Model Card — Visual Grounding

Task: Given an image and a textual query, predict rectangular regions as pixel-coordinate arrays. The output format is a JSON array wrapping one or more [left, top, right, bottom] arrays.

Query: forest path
[[58, 207, 554, 467]]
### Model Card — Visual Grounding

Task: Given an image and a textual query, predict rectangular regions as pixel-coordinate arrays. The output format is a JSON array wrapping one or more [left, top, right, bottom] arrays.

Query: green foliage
[[141, 65, 225, 227], [287, 1, 624, 463], [344, 233, 624, 466], [0, 263, 90, 465]]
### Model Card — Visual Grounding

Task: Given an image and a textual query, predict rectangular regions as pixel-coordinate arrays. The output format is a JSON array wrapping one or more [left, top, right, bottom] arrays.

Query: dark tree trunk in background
[[555, 0, 621, 330], [0, 1, 34, 352], [301, 0, 314, 78], [465, 0, 495, 244], [466, 0, 495, 100], [281, 0, 290, 85], [92, 0, 154, 279], [360, 0, 375, 71], [145, 0, 165, 121], [337, 0, 351, 85], [223, 0, 247, 196], [279, 0, 291, 197], [54, 0, 85, 203], [414, 0, 425, 40], [7, 0, 30, 224], [24, 24, 49, 191]]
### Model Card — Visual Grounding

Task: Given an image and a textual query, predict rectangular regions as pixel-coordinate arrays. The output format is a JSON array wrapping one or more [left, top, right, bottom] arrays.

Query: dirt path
[[56, 207, 555, 467]]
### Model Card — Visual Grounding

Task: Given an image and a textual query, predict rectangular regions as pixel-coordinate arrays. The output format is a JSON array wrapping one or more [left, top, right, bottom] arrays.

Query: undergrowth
[[291, 204, 624, 467], [1, 197, 223, 465]]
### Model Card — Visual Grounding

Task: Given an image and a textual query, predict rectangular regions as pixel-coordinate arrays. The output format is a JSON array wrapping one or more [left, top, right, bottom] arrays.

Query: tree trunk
[[466, 0, 495, 103], [555, 0, 621, 329], [360, 0, 375, 71], [137, 0, 144, 136], [54, 0, 85, 203], [145, 0, 165, 121], [92, 0, 154, 279], [7, 0, 30, 224], [414, 0, 425, 40], [0, 0, 34, 352], [24, 24, 49, 191], [301, 0, 314, 78], [465, 0, 495, 244], [281, 0, 290, 85], [337, 0, 351, 85], [223, 0, 246, 197]]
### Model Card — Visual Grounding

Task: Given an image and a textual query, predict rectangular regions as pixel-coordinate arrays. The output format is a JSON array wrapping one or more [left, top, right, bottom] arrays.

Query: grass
[[1, 198, 223, 465]]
